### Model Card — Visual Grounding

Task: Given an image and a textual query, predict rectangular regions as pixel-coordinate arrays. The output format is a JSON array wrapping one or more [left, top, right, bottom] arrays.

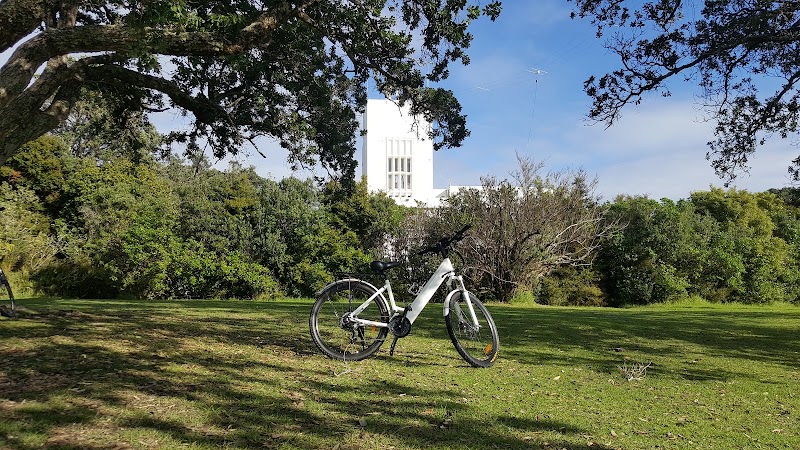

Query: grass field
[[0, 297, 798, 449]]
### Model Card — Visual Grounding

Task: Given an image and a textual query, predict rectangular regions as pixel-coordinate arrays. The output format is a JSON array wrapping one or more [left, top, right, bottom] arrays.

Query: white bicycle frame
[[345, 257, 481, 330]]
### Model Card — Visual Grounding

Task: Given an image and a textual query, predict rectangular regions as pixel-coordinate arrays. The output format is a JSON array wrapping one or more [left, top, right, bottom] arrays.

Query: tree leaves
[[571, 0, 800, 181], [0, 0, 503, 181]]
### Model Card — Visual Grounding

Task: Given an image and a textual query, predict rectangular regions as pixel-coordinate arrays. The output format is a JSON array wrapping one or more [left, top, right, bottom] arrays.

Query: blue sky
[[427, 1, 796, 200], [221, 1, 796, 200], [3, 1, 796, 200]]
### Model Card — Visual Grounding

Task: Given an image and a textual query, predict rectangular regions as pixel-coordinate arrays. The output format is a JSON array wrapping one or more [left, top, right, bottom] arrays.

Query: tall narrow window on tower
[[387, 138, 413, 198], [363, 98, 440, 206]]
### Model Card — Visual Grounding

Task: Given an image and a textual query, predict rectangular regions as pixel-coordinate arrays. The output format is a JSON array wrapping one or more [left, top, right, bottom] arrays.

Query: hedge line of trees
[[407, 162, 800, 306], [2, 135, 799, 305], [1, 136, 404, 299], [553, 188, 800, 306]]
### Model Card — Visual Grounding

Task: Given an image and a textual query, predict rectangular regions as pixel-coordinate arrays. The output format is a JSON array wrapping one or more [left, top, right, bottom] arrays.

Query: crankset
[[387, 305, 413, 356]]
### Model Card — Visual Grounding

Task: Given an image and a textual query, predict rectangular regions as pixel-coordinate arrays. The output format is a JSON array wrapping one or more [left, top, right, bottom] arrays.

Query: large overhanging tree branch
[[0, 0, 48, 52], [570, 0, 800, 181], [0, 0, 501, 179]]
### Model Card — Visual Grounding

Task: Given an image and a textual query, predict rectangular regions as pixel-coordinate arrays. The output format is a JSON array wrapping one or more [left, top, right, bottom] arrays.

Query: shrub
[[537, 267, 606, 306], [33, 260, 119, 299], [217, 252, 282, 300], [0, 183, 59, 273]]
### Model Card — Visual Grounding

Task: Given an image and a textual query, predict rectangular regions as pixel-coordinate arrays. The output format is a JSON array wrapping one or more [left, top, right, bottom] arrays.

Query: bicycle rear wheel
[[309, 280, 390, 361], [0, 269, 16, 318], [445, 291, 499, 367]]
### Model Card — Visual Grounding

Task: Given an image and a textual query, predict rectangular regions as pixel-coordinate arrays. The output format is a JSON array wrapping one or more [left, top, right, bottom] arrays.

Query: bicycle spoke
[[446, 292, 499, 367], [310, 280, 389, 361]]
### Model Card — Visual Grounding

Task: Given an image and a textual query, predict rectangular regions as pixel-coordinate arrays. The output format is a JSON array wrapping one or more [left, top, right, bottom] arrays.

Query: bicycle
[[0, 267, 16, 318], [309, 225, 500, 368]]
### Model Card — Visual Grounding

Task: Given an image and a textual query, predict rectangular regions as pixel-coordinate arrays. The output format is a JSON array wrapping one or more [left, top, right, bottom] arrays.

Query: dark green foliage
[[1, 136, 404, 299], [32, 260, 120, 299], [690, 189, 792, 303], [1, 136, 73, 213], [322, 178, 408, 257], [537, 266, 606, 307], [596, 197, 699, 306], [1, 0, 502, 180], [0, 182, 57, 273], [3, 135, 800, 305], [596, 190, 798, 305], [52, 158, 180, 298], [768, 187, 800, 209], [55, 89, 162, 163]]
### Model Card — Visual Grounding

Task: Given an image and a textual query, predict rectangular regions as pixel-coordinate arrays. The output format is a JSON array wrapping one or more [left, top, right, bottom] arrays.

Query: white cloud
[[430, 99, 798, 200], [552, 101, 797, 199]]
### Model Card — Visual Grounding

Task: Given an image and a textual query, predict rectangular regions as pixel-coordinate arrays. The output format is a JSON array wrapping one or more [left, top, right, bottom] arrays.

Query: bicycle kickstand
[[389, 305, 412, 356], [389, 335, 400, 356]]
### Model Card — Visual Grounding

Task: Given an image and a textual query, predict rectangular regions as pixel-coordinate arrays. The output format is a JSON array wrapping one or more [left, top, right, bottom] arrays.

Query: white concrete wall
[[362, 99, 434, 207]]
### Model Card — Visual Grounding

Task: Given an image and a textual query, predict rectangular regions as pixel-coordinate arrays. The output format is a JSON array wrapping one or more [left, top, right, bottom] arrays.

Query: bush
[[424, 157, 611, 302], [217, 252, 282, 300], [537, 267, 606, 306], [33, 260, 120, 299], [163, 241, 223, 299], [36, 241, 283, 300], [690, 189, 791, 303], [0, 183, 58, 273], [596, 197, 703, 305], [509, 288, 537, 305], [283, 225, 371, 296]]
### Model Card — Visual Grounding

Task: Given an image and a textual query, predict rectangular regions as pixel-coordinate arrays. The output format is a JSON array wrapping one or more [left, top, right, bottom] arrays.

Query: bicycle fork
[[443, 275, 481, 331]]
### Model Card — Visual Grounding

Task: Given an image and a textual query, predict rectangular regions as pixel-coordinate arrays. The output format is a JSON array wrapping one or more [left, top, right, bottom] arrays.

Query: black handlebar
[[454, 224, 472, 239], [417, 224, 472, 257]]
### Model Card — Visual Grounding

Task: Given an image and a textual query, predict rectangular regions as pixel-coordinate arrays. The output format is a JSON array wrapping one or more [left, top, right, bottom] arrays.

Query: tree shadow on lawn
[[491, 306, 800, 380], [1, 300, 608, 450]]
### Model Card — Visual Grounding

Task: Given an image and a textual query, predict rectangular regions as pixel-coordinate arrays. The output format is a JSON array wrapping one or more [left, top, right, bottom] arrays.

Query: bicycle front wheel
[[309, 280, 390, 361], [445, 291, 499, 368]]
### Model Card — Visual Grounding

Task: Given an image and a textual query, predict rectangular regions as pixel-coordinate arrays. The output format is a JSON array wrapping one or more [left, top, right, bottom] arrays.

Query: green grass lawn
[[1, 297, 798, 449]]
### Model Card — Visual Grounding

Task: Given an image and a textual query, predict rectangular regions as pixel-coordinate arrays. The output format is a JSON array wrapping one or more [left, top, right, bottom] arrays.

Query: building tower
[[362, 99, 437, 207]]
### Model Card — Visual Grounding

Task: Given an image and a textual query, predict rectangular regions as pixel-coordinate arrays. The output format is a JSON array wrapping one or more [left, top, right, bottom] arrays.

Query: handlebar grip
[[418, 226, 471, 255], [452, 224, 472, 242]]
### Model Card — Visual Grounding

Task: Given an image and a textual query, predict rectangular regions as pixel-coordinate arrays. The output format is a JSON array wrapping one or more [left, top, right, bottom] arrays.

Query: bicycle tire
[[445, 291, 499, 368], [0, 269, 15, 318], [309, 280, 390, 361]]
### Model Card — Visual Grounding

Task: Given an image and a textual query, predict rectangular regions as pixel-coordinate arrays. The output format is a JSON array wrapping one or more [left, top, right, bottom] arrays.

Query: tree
[[1, 135, 73, 212], [52, 158, 180, 298], [322, 178, 408, 256], [0, 0, 501, 180], [596, 196, 711, 305], [596, 189, 796, 305], [769, 187, 800, 209], [570, 0, 800, 180], [0, 182, 58, 273], [437, 157, 613, 302], [54, 89, 162, 163], [690, 188, 792, 302]]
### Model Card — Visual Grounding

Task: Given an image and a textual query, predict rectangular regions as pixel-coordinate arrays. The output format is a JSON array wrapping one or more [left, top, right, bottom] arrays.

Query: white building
[[362, 99, 477, 207]]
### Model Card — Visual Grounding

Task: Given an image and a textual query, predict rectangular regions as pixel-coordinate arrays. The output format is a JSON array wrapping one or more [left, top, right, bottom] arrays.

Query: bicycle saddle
[[370, 260, 402, 273]]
